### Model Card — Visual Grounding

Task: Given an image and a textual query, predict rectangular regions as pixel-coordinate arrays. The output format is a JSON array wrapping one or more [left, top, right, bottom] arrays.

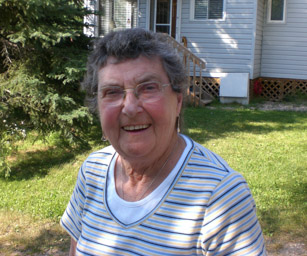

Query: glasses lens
[[137, 82, 162, 102], [100, 87, 123, 106]]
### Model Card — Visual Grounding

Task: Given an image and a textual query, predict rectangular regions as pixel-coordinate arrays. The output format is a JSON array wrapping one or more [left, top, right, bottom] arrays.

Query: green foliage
[[0, 0, 95, 175], [0, 0, 86, 48], [0, 96, 28, 177]]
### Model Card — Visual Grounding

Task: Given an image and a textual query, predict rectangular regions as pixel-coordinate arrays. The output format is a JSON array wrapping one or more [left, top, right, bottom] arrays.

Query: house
[[84, 0, 307, 103]]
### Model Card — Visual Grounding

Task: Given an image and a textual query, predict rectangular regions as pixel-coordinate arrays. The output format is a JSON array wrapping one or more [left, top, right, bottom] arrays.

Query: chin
[[120, 145, 153, 159]]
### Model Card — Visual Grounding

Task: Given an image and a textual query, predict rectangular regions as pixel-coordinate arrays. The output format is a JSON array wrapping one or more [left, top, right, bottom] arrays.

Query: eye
[[101, 87, 123, 98], [138, 82, 160, 94]]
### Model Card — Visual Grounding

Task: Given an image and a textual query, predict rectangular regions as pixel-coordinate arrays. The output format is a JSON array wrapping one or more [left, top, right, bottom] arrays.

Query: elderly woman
[[61, 28, 266, 255]]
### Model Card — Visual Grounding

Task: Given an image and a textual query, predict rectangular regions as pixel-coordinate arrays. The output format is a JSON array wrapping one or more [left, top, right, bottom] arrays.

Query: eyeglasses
[[97, 81, 170, 107]]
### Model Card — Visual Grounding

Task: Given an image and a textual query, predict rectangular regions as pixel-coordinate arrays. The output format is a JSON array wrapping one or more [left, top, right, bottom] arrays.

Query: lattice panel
[[259, 78, 307, 101], [294, 80, 307, 94], [260, 79, 283, 101], [191, 77, 306, 102], [201, 77, 220, 98]]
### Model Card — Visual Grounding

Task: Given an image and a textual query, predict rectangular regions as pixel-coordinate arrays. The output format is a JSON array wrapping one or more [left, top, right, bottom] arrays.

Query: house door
[[150, 0, 177, 38]]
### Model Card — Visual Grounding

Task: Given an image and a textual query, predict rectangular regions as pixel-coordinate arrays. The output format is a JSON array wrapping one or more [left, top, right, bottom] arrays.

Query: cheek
[[146, 100, 177, 125], [145, 101, 166, 118], [99, 106, 119, 132]]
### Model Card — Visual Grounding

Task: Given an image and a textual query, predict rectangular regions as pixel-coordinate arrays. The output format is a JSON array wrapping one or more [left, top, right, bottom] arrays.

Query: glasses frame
[[96, 81, 171, 107]]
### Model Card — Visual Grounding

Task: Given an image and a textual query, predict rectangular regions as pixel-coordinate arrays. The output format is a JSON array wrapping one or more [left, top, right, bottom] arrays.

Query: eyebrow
[[98, 81, 122, 89], [134, 73, 161, 84], [98, 73, 162, 89]]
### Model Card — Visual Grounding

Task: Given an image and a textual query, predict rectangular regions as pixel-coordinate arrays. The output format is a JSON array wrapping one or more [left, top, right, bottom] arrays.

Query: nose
[[121, 90, 142, 117]]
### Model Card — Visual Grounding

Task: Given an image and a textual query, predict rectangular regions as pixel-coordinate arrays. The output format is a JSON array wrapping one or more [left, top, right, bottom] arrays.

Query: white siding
[[180, 0, 256, 77], [261, 0, 307, 79], [138, 0, 147, 29], [252, 0, 265, 78]]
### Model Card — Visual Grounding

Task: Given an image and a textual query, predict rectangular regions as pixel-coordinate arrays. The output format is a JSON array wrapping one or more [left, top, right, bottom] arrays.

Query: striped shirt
[[61, 136, 266, 255]]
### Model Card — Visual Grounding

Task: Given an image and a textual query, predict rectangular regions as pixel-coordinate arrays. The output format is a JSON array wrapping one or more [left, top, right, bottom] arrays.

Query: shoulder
[[187, 138, 238, 176], [80, 145, 116, 177], [84, 145, 116, 164], [181, 137, 248, 192]]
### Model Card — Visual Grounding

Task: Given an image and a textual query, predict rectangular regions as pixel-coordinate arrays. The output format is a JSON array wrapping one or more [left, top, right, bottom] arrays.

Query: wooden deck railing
[[165, 35, 214, 106]]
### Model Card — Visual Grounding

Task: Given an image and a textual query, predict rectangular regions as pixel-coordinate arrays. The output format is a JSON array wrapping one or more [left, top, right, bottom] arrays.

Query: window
[[155, 0, 172, 34], [191, 0, 224, 20], [268, 0, 286, 23]]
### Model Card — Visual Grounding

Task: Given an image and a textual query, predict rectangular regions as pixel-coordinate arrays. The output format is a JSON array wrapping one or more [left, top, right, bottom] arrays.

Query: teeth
[[124, 124, 149, 131]]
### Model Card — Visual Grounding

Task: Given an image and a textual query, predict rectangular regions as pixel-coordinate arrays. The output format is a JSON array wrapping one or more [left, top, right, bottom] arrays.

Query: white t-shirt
[[106, 134, 192, 225]]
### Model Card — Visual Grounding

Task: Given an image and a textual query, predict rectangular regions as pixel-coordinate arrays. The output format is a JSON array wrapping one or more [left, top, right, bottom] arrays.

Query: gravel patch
[[266, 241, 307, 256], [208, 101, 307, 112], [252, 101, 307, 112]]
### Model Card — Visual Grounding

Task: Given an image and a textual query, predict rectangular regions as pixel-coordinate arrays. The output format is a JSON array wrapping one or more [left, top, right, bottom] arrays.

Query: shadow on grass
[[258, 207, 282, 236], [258, 180, 307, 237], [23, 225, 70, 255], [5, 122, 108, 181], [184, 107, 307, 144], [0, 222, 70, 255], [7, 148, 78, 181]]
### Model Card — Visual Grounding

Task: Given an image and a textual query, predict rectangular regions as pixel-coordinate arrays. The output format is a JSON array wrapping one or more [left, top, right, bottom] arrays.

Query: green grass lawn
[[0, 106, 306, 254], [184, 107, 307, 239]]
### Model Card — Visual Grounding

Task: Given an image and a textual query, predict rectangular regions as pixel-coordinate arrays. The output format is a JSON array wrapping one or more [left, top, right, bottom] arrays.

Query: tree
[[0, 0, 95, 176]]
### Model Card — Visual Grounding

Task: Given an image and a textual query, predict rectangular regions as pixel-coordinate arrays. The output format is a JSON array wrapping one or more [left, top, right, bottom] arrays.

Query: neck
[[116, 134, 183, 201], [120, 133, 180, 178]]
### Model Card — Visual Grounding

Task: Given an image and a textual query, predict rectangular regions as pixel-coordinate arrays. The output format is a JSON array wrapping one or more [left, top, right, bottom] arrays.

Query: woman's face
[[97, 55, 183, 162]]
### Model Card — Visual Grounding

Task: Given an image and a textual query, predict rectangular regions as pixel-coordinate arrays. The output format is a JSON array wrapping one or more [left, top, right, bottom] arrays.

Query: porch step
[[189, 91, 213, 106], [200, 99, 213, 105]]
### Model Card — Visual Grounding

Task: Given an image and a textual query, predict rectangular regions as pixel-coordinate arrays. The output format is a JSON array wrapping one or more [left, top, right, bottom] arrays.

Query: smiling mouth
[[123, 124, 150, 132]]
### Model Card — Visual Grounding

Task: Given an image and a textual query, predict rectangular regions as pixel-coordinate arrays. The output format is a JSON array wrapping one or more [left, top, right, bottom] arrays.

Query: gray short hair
[[81, 28, 187, 113]]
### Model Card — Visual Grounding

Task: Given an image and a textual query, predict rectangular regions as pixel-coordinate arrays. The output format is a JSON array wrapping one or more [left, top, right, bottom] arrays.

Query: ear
[[176, 93, 183, 116]]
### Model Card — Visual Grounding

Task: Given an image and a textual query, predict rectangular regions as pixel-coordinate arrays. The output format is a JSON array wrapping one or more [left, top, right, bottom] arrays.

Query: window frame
[[190, 0, 226, 21], [267, 0, 287, 24], [154, 0, 173, 35]]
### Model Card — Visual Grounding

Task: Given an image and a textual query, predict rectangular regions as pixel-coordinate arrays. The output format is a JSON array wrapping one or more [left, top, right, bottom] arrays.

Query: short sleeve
[[201, 172, 267, 255], [60, 163, 87, 241]]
